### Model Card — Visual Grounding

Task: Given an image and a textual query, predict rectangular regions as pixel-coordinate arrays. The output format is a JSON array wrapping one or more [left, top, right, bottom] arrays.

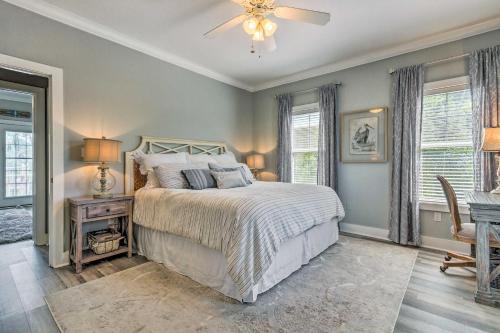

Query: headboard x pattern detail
[[124, 136, 227, 194]]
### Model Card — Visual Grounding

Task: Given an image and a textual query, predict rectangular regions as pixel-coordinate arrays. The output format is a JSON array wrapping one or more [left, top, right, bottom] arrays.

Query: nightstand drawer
[[86, 202, 127, 219]]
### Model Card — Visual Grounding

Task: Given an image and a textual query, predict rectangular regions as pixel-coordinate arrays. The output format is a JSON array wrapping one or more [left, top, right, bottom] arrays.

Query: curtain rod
[[275, 82, 342, 98], [388, 53, 470, 74]]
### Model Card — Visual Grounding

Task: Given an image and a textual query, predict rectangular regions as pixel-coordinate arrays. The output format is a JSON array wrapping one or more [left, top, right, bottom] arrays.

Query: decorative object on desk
[[246, 153, 265, 178], [82, 137, 121, 198], [481, 127, 500, 194], [88, 229, 124, 255], [340, 107, 388, 163]]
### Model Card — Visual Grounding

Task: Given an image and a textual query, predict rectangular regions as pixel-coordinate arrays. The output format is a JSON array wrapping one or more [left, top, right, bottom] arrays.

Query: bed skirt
[[134, 218, 339, 302]]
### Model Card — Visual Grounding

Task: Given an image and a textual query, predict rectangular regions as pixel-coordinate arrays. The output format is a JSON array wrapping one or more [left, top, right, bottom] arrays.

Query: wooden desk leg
[[75, 220, 83, 274], [475, 221, 491, 302]]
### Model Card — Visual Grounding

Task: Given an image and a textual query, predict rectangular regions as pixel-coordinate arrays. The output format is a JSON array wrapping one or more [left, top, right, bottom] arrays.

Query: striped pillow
[[209, 163, 254, 185], [182, 169, 216, 190], [154, 163, 208, 189], [210, 170, 248, 189]]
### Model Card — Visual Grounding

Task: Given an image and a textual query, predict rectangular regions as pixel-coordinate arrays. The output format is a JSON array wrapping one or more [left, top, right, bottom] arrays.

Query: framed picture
[[340, 107, 388, 163]]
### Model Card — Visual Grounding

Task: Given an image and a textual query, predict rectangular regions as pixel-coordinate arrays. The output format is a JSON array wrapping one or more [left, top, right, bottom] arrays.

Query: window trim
[[423, 76, 470, 95], [291, 102, 320, 184], [419, 75, 473, 208], [420, 201, 470, 215]]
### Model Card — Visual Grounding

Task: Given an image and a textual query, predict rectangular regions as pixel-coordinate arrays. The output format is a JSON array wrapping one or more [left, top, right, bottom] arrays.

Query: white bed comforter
[[133, 181, 345, 299]]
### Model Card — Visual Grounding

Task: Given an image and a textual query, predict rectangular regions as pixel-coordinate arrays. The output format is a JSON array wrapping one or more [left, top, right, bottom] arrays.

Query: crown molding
[[4, 0, 500, 93], [253, 16, 500, 91], [2, 0, 254, 92]]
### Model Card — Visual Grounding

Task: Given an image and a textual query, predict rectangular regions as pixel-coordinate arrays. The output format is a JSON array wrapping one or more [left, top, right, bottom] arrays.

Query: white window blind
[[419, 78, 473, 204], [291, 104, 319, 184]]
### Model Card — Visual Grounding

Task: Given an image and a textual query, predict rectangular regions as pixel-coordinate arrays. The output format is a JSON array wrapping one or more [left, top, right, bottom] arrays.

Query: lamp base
[[91, 163, 116, 199]]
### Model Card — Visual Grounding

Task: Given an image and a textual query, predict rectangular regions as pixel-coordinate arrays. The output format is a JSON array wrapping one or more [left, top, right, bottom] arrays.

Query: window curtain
[[389, 64, 424, 246], [470, 45, 500, 192], [317, 83, 338, 189], [276, 93, 293, 182]]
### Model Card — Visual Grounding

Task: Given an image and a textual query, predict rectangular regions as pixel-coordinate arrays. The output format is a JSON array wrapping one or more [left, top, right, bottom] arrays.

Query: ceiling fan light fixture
[[243, 17, 259, 35], [252, 25, 265, 41], [261, 18, 277, 37]]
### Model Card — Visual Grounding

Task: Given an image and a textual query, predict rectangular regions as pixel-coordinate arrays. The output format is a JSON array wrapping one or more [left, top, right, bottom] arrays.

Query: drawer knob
[[106, 208, 110, 212]]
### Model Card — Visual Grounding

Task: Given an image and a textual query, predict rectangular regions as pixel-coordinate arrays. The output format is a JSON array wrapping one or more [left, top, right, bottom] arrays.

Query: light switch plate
[[433, 212, 442, 222]]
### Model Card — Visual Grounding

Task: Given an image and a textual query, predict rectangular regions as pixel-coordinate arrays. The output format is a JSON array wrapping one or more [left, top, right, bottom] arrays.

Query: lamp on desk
[[82, 137, 121, 198], [246, 154, 265, 179], [481, 127, 500, 194]]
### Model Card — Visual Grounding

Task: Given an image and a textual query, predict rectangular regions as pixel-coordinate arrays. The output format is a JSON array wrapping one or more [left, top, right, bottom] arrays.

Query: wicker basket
[[88, 229, 123, 255]]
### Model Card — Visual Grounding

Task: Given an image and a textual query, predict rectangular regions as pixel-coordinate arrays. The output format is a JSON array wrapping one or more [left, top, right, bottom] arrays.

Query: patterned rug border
[[45, 237, 418, 333]]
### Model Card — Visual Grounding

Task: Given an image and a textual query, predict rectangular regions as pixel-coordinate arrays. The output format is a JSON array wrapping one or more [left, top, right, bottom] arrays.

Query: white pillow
[[187, 153, 217, 164], [211, 151, 237, 165], [154, 162, 208, 189], [133, 151, 188, 175]]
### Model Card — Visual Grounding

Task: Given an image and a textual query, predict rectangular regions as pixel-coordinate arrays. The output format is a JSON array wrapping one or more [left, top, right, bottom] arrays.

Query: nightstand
[[69, 195, 134, 273]]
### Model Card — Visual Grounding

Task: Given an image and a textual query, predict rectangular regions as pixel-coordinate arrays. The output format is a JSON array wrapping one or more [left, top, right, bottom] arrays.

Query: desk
[[465, 192, 500, 308]]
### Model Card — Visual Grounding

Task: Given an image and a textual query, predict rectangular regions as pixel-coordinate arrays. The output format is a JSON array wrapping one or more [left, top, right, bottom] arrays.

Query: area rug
[[45, 236, 417, 333], [0, 207, 32, 244]]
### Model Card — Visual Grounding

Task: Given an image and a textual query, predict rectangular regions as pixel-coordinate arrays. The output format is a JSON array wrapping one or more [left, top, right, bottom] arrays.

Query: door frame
[[0, 81, 46, 246], [0, 53, 65, 268]]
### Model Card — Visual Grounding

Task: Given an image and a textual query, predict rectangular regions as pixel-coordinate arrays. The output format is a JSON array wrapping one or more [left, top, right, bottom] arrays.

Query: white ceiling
[[5, 0, 500, 91]]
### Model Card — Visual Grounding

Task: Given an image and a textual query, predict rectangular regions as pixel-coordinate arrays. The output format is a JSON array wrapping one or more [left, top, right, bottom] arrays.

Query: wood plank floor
[[0, 240, 147, 333], [394, 250, 500, 333], [0, 239, 498, 332]]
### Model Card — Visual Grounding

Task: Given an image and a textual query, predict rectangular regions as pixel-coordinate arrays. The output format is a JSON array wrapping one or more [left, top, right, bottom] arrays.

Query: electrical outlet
[[433, 212, 442, 222]]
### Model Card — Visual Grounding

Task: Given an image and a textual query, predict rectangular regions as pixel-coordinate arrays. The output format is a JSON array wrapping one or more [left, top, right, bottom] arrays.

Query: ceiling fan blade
[[274, 6, 330, 25], [204, 14, 247, 38]]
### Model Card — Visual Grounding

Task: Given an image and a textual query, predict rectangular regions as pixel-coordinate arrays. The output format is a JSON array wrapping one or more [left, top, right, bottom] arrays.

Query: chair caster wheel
[[440, 265, 448, 272], [444, 255, 451, 261]]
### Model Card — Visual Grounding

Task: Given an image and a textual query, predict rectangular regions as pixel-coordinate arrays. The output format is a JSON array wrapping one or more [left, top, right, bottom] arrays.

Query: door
[[0, 80, 47, 245]]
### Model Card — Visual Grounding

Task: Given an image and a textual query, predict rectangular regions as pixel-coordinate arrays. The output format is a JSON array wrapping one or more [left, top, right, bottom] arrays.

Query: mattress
[[135, 218, 339, 302]]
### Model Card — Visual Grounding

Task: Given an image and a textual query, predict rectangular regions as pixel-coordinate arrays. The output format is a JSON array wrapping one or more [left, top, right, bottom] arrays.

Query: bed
[[126, 136, 345, 303]]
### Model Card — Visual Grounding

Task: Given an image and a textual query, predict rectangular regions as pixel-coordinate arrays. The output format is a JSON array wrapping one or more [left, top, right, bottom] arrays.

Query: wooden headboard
[[124, 136, 227, 195]]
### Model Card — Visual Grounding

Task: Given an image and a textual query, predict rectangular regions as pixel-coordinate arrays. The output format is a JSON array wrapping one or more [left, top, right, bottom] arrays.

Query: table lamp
[[246, 154, 265, 179], [82, 137, 121, 198], [481, 127, 500, 194]]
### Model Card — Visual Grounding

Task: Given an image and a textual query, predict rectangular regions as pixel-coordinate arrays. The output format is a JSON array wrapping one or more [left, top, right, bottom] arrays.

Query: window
[[5, 131, 33, 197], [419, 77, 473, 204], [291, 103, 319, 184]]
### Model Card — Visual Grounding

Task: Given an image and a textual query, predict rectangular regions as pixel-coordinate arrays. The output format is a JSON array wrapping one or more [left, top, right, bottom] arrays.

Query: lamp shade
[[82, 137, 121, 163], [246, 154, 265, 170], [481, 128, 500, 152]]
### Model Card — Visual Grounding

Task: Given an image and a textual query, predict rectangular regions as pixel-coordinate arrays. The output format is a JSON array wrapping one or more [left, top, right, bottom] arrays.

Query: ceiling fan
[[204, 0, 331, 53]]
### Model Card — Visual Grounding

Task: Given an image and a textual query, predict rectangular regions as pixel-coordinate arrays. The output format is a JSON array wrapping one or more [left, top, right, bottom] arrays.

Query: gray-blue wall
[[0, 1, 254, 199], [252, 29, 500, 240], [1, 0, 499, 242]]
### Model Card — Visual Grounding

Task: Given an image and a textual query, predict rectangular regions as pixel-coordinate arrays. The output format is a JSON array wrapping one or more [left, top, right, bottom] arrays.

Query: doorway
[[0, 78, 47, 246]]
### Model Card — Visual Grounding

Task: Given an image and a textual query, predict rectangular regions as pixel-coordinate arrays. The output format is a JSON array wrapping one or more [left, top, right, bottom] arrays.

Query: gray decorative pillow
[[210, 170, 248, 189], [182, 169, 216, 190], [154, 163, 208, 189], [209, 163, 254, 185]]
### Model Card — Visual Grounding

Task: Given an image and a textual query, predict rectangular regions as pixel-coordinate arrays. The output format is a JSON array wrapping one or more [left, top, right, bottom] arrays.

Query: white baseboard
[[339, 223, 469, 253], [420, 235, 470, 253], [339, 223, 390, 241], [51, 250, 70, 268]]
